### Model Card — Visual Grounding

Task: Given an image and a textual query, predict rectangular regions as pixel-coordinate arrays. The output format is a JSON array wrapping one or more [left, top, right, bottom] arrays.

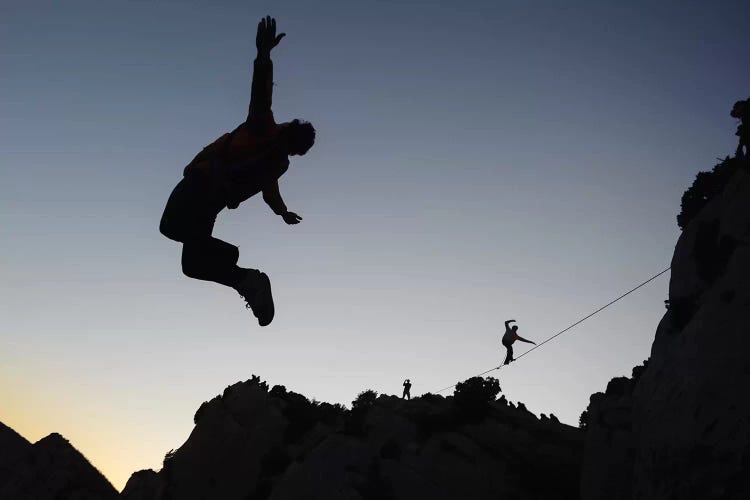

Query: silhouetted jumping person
[[159, 17, 316, 327], [402, 379, 412, 400], [731, 98, 749, 159], [502, 319, 536, 365]]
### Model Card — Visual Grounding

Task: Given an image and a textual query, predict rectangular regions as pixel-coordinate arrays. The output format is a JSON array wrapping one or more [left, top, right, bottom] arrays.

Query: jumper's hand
[[282, 211, 302, 225], [256, 16, 285, 56]]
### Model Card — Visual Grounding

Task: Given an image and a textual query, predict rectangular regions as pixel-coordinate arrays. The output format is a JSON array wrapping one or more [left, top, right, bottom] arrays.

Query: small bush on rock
[[453, 376, 501, 420], [677, 158, 739, 230]]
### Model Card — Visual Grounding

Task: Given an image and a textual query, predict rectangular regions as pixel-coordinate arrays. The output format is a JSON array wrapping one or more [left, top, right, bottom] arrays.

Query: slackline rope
[[434, 266, 672, 394]]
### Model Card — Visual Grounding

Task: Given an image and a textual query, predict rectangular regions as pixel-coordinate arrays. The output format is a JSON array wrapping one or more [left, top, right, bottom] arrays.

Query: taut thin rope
[[434, 266, 671, 394]]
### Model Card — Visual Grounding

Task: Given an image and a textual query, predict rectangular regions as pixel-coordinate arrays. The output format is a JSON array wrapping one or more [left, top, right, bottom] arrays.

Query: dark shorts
[[160, 173, 226, 242]]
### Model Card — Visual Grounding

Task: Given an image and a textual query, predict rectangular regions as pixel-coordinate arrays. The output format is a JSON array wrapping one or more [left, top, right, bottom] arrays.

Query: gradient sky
[[2, 0, 748, 491]]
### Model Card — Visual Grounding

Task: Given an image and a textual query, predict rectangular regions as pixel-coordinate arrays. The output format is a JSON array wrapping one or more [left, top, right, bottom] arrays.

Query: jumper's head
[[511, 325, 518, 333], [281, 119, 316, 156]]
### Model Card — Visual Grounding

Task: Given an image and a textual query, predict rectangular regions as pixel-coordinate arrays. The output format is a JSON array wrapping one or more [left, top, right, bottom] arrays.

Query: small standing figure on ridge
[[402, 379, 412, 400], [159, 17, 316, 327], [502, 319, 536, 365], [731, 98, 749, 160]]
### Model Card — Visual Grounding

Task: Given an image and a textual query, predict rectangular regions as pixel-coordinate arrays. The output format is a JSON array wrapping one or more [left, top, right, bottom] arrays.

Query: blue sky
[[1, 0, 748, 490]]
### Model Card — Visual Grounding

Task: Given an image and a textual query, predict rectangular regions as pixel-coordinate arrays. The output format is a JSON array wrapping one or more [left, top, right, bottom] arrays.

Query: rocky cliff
[[121, 377, 582, 500], [581, 158, 750, 499], [0, 422, 119, 500]]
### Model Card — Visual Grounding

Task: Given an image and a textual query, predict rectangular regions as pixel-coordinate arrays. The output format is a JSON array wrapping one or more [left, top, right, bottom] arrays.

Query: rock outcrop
[[581, 159, 750, 499], [0, 423, 119, 500], [121, 377, 583, 500], [121, 470, 163, 500], [0, 421, 33, 487]]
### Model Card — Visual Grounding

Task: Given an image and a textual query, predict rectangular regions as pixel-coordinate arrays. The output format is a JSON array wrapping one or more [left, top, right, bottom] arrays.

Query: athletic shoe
[[235, 270, 275, 326]]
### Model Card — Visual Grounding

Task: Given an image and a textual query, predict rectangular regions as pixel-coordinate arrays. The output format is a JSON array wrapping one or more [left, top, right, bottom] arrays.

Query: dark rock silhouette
[[0, 421, 32, 487], [120, 470, 163, 500], [120, 377, 582, 500], [582, 156, 750, 497], [0, 423, 118, 500]]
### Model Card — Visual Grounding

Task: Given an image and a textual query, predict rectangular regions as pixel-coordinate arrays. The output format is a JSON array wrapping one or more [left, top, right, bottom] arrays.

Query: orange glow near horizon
[[1, 367, 193, 492]]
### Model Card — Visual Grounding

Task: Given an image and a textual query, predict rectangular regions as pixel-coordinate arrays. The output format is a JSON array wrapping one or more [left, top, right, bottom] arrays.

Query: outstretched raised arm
[[515, 335, 536, 345], [248, 16, 285, 124], [504, 319, 516, 329]]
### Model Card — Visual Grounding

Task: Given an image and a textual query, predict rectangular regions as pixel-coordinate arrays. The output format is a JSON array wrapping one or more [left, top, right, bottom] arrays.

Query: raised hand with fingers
[[256, 16, 286, 57]]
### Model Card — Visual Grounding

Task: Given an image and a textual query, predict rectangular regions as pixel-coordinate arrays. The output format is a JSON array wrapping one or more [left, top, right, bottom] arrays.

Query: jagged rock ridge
[[121, 377, 583, 500]]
